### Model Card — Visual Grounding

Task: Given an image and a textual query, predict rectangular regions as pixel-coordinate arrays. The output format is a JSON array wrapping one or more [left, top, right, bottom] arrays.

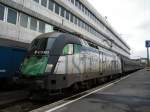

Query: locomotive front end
[[21, 37, 55, 76]]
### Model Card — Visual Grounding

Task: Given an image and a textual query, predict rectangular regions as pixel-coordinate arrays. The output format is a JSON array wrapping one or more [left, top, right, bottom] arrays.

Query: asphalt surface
[[34, 69, 150, 112]]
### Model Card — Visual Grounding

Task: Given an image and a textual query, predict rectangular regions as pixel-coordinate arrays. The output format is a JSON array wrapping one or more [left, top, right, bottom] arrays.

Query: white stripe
[[46, 74, 131, 112]]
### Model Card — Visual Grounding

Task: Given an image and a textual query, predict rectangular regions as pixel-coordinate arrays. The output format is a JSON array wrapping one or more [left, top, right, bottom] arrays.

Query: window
[[0, 4, 5, 21], [85, 8, 88, 15], [62, 44, 73, 55], [74, 16, 77, 25], [7, 8, 17, 24], [33, 0, 39, 3], [78, 19, 80, 27], [30, 17, 37, 31], [55, 3, 60, 15], [41, 0, 47, 7], [60, 7, 65, 17], [65, 11, 70, 20], [20, 13, 28, 28], [82, 22, 85, 29], [45, 24, 53, 33], [74, 44, 81, 53], [75, 0, 79, 7], [48, 0, 54, 11], [70, 14, 74, 23], [71, 0, 74, 4], [79, 2, 82, 10], [82, 5, 85, 12], [39, 21, 45, 33]]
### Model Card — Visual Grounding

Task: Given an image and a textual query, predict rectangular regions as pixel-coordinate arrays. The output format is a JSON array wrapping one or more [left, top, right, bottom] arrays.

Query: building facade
[[0, 0, 130, 57]]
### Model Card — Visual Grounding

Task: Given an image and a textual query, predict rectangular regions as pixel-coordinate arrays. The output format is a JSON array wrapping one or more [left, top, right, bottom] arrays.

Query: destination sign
[[146, 40, 150, 47]]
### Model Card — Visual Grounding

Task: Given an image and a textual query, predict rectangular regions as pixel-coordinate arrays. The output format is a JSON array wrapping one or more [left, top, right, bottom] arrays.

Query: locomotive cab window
[[62, 44, 73, 55], [74, 44, 82, 53], [30, 38, 55, 51]]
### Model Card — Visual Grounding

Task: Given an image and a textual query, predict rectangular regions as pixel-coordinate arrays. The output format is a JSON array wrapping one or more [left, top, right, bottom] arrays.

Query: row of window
[[68, 0, 105, 29], [0, 3, 53, 33], [68, 0, 129, 52], [33, 0, 105, 42]]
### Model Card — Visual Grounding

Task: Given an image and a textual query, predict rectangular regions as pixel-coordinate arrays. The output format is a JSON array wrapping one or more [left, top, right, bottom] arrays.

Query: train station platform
[[32, 69, 150, 112]]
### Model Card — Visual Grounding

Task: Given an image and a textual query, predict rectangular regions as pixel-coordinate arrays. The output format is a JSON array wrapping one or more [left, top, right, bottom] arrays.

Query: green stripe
[[21, 55, 48, 76]]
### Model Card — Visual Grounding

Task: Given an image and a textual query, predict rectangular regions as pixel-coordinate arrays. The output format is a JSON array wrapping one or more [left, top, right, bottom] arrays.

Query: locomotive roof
[[36, 32, 80, 40], [36, 32, 62, 39]]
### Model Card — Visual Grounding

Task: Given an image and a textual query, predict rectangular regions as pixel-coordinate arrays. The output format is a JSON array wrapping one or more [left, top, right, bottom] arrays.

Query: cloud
[[137, 19, 150, 31]]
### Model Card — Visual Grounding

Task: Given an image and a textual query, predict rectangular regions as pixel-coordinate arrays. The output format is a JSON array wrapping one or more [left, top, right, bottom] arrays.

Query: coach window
[[48, 0, 54, 11], [41, 0, 47, 7], [74, 44, 81, 54], [62, 44, 73, 55], [7, 8, 17, 25], [39, 21, 45, 33], [0, 4, 5, 21], [20, 13, 28, 28], [30, 17, 37, 31]]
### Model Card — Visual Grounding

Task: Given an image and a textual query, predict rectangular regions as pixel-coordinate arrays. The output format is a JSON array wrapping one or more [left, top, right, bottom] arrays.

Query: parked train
[[0, 38, 28, 80], [20, 32, 142, 94]]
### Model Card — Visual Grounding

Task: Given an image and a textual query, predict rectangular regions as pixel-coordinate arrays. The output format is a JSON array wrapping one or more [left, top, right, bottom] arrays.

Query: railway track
[[0, 90, 29, 108], [0, 73, 129, 112]]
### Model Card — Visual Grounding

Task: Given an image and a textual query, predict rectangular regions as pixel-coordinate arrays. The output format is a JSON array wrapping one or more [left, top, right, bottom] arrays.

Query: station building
[[0, 0, 130, 57]]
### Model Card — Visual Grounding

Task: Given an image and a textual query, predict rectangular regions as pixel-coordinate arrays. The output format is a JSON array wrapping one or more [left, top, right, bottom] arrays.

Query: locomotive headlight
[[45, 64, 53, 73]]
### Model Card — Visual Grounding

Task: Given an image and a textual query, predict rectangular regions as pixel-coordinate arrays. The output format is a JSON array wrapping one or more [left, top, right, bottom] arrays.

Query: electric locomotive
[[21, 32, 122, 94]]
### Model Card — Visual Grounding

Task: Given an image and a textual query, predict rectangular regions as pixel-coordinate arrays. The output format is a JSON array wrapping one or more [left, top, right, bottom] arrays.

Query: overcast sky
[[87, 0, 150, 59]]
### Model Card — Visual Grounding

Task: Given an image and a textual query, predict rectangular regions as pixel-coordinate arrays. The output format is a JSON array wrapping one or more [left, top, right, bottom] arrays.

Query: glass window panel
[[70, 14, 74, 23], [74, 17, 77, 25], [20, 13, 28, 28], [62, 44, 73, 55], [55, 3, 60, 15], [7, 8, 17, 25], [48, 0, 54, 11], [82, 5, 85, 12], [74, 44, 81, 53], [78, 19, 80, 27], [33, 0, 39, 3], [71, 0, 74, 4], [79, 2, 82, 10], [0, 4, 5, 21], [65, 11, 70, 20], [30, 17, 37, 31], [75, 0, 79, 7], [45, 24, 53, 33], [60, 7, 65, 17], [41, 0, 47, 7], [39, 21, 45, 33]]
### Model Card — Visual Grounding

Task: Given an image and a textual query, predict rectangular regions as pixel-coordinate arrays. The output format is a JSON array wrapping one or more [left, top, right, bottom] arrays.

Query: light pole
[[146, 40, 150, 67], [147, 47, 149, 67]]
